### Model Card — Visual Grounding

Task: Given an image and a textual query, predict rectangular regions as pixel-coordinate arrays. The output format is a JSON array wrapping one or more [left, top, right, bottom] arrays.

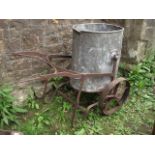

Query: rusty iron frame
[[13, 51, 130, 127]]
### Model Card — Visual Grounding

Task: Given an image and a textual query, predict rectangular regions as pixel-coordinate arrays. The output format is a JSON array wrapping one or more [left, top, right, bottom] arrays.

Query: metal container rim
[[72, 23, 124, 34]]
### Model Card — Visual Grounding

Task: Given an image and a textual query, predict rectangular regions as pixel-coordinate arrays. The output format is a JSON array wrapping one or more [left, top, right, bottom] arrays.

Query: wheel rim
[[100, 77, 130, 115]]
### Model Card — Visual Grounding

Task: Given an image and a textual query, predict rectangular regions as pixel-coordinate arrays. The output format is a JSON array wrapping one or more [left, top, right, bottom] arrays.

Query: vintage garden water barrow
[[14, 23, 130, 126]]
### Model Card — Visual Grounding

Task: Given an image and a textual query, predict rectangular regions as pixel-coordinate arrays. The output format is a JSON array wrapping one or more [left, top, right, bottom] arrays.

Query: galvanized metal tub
[[70, 23, 124, 92]]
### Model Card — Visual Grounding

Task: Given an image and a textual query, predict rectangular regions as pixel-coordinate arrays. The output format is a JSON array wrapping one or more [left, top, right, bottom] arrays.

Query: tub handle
[[111, 49, 120, 60]]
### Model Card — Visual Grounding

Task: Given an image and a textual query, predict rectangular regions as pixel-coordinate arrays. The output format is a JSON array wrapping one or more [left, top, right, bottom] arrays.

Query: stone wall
[[1, 19, 155, 85], [0, 19, 102, 85]]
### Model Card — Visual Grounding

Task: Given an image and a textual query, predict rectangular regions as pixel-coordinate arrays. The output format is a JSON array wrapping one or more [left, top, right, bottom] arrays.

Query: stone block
[[0, 19, 9, 28], [12, 88, 28, 106], [127, 22, 143, 41], [3, 68, 32, 84], [2, 54, 32, 71], [45, 25, 60, 34], [32, 59, 48, 69], [55, 19, 71, 26], [33, 27, 44, 41], [136, 41, 147, 61], [0, 40, 5, 52], [134, 19, 144, 26], [3, 28, 21, 41], [30, 19, 48, 27], [144, 19, 155, 27], [127, 41, 146, 63], [9, 28, 21, 39], [3, 53, 21, 61], [0, 55, 2, 65], [4, 58, 32, 72], [102, 19, 125, 26], [9, 19, 30, 30], [21, 27, 45, 46], [31, 66, 50, 76], [41, 43, 64, 53], [141, 27, 154, 41], [43, 33, 61, 47], [60, 28, 72, 39], [48, 19, 60, 25], [4, 38, 21, 52], [0, 29, 4, 40], [21, 29, 40, 50]]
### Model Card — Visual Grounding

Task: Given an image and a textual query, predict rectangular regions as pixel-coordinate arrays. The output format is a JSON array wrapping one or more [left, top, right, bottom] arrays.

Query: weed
[[33, 113, 51, 131], [53, 96, 71, 123], [26, 93, 40, 110], [49, 77, 64, 88], [0, 85, 27, 128]]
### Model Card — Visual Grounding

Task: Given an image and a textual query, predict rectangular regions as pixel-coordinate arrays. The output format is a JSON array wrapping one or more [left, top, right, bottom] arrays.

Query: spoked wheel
[[99, 77, 130, 115]]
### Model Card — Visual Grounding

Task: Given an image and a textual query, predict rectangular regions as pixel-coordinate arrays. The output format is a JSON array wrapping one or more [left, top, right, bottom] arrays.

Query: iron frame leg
[[71, 77, 84, 127]]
